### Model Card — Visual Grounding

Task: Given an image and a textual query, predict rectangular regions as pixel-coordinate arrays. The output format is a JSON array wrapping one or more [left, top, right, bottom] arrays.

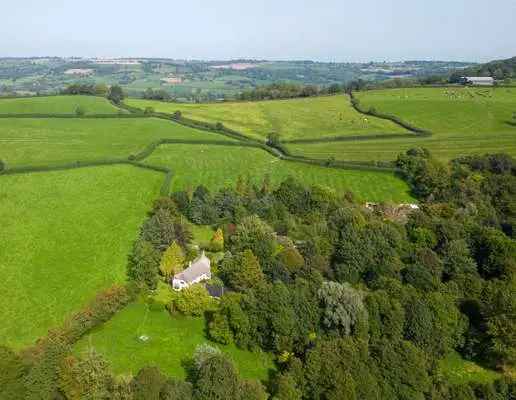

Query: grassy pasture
[[126, 95, 408, 141], [74, 300, 274, 380], [356, 87, 516, 135], [0, 118, 234, 167], [0, 95, 123, 115], [0, 165, 163, 348], [143, 143, 414, 203], [289, 87, 516, 162], [287, 130, 516, 162]]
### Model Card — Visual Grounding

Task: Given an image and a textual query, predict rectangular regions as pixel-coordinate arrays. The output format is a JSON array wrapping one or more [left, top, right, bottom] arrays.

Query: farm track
[[1, 97, 401, 196]]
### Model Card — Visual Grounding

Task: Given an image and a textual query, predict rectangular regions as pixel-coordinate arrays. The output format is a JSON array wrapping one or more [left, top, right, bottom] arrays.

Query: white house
[[461, 76, 494, 86], [172, 251, 211, 291]]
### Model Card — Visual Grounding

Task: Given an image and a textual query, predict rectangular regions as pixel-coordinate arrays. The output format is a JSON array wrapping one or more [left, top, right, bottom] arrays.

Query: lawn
[[439, 352, 501, 385], [0, 95, 123, 115], [74, 300, 275, 381], [191, 225, 216, 248], [125, 95, 408, 141], [143, 143, 414, 203], [0, 117, 233, 167], [0, 165, 164, 348]]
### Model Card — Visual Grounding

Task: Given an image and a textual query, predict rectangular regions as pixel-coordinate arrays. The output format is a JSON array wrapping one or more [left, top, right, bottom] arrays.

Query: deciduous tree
[[159, 241, 185, 279]]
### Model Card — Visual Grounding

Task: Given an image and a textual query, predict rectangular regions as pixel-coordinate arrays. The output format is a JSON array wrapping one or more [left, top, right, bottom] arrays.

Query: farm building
[[461, 76, 494, 86], [64, 68, 94, 76], [172, 251, 211, 290]]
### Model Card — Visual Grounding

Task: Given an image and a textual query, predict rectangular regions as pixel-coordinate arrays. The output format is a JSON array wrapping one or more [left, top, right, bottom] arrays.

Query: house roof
[[173, 251, 211, 283]]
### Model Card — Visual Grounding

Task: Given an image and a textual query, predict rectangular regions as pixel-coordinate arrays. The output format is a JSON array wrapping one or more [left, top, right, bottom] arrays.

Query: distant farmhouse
[[161, 76, 183, 84], [93, 59, 140, 65], [64, 68, 94, 76], [172, 251, 211, 290], [460, 76, 494, 86]]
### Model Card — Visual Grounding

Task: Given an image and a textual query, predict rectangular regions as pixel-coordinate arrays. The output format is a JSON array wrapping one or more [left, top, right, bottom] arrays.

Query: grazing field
[[439, 352, 500, 385], [0, 95, 123, 115], [126, 95, 409, 141], [143, 143, 414, 202], [287, 129, 516, 162], [356, 87, 516, 134], [0, 165, 163, 348], [288, 87, 516, 162], [74, 300, 274, 380], [0, 117, 233, 167]]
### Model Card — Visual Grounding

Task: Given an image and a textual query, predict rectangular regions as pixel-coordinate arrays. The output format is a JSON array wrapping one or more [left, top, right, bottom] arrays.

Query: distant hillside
[[458, 56, 516, 80]]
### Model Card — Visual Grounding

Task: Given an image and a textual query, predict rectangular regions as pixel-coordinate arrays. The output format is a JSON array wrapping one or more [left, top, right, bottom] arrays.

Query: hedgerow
[[0, 113, 147, 119], [349, 91, 432, 135]]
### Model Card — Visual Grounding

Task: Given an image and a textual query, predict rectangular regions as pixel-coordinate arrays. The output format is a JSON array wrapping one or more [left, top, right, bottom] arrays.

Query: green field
[[287, 130, 516, 162], [0, 95, 123, 115], [0, 117, 233, 167], [126, 95, 408, 141], [0, 165, 163, 348], [143, 143, 414, 202], [439, 352, 501, 385], [74, 300, 274, 380], [288, 87, 516, 162], [356, 87, 516, 135]]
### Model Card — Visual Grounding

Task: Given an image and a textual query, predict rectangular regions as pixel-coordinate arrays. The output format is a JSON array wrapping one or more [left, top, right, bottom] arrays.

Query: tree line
[[239, 82, 343, 101]]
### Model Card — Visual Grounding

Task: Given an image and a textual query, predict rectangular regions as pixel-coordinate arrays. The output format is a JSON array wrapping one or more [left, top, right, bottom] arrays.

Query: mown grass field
[[0, 166, 163, 348], [143, 143, 414, 202], [126, 95, 408, 141], [439, 352, 500, 385], [74, 300, 275, 380], [288, 87, 516, 162], [0, 117, 233, 167], [0, 95, 123, 114]]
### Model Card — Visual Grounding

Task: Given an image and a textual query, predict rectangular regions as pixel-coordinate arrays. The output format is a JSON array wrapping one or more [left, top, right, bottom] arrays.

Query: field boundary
[[122, 101, 400, 172], [348, 91, 432, 135], [0, 95, 408, 187], [0, 113, 148, 118], [0, 160, 174, 196], [282, 132, 418, 144]]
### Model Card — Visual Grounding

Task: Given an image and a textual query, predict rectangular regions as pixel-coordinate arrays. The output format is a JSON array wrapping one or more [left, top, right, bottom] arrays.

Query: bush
[[75, 105, 86, 116], [170, 285, 215, 316], [107, 85, 124, 104]]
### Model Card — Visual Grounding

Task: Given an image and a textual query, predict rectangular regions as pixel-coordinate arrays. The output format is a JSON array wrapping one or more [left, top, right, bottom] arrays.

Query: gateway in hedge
[[172, 251, 211, 290]]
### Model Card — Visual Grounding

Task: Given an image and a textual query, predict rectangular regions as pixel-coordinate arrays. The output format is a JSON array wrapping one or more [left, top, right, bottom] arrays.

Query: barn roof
[[464, 76, 494, 81]]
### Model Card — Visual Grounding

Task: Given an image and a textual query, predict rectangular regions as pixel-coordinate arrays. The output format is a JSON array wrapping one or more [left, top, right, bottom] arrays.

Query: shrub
[[209, 228, 224, 252], [170, 285, 215, 316], [75, 105, 86, 116], [107, 85, 124, 104], [159, 241, 185, 279]]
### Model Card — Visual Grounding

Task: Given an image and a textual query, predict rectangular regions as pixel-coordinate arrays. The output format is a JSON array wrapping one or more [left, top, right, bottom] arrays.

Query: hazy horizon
[[2, 0, 515, 63]]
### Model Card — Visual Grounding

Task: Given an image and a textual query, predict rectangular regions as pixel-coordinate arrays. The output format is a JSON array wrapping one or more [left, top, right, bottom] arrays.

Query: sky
[[2, 0, 515, 62]]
